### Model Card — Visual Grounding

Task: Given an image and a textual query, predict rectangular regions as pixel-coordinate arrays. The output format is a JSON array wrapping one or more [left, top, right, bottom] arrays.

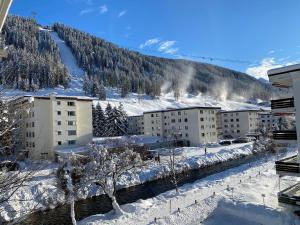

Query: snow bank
[[79, 148, 299, 225], [203, 198, 297, 225]]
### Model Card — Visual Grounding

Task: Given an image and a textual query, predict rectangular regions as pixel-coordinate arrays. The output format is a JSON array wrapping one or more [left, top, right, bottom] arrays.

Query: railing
[[275, 155, 299, 173], [273, 130, 297, 140], [271, 98, 294, 109]]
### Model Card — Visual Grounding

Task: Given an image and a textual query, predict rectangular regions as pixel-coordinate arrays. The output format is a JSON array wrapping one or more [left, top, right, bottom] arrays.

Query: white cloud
[[246, 57, 297, 80], [80, 8, 94, 15], [139, 39, 179, 55], [139, 38, 160, 49], [158, 41, 178, 54], [99, 5, 108, 14], [118, 10, 127, 18]]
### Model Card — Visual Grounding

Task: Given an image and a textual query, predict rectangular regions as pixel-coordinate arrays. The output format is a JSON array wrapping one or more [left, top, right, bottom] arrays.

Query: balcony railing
[[273, 130, 297, 140], [271, 98, 294, 109], [275, 155, 299, 174], [278, 183, 300, 206]]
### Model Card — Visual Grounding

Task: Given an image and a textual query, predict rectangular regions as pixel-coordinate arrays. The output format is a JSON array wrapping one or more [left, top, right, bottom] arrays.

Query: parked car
[[143, 150, 159, 161], [232, 137, 250, 144], [219, 140, 232, 146]]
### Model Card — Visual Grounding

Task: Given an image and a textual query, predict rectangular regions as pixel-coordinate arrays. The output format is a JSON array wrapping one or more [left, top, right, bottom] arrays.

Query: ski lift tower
[[0, 0, 13, 58]]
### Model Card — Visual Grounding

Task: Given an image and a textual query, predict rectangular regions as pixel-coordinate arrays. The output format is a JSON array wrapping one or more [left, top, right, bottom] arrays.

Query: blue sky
[[9, 0, 300, 79]]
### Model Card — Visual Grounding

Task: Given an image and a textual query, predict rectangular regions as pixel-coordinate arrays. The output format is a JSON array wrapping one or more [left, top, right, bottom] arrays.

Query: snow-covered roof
[[22, 95, 97, 101], [144, 106, 221, 114]]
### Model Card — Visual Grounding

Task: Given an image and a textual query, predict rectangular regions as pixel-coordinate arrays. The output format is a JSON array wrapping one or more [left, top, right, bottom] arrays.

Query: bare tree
[[165, 133, 187, 195], [83, 145, 142, 215]]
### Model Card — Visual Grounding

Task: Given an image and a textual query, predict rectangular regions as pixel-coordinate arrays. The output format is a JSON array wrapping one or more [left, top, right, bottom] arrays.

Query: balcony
[[271, 98, 294, 114], [273, 130, 297, 144], [275, 155, 300, 176], [278, 183, 300, 206]]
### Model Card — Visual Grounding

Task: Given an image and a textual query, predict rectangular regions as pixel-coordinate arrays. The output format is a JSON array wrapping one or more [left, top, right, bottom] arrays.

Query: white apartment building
[[127, 115, 144, 135], [258, 111, 279, 133], [143, 106, 221, 146], [220, 110, 260, 138], [11, 95, 93, 160]]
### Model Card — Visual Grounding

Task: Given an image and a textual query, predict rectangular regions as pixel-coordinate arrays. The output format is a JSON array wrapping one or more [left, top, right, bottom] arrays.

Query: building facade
[[143, 106, 221, 146], [127, 115, 144, 135], [258, 111, 281, 134], [220, 110, 260, 138], [11, 95, 93, 160], [268, 64, 300, 207]]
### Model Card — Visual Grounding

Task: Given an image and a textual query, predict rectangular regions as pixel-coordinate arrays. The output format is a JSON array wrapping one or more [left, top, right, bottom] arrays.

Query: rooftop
[[220, 109, 261, 113], [23, 95, 97, 101], [268, 64, 300, 77], [143, 106, 221, 114]]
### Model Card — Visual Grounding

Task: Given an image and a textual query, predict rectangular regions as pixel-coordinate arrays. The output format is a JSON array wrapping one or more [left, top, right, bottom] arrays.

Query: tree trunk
[[108, 194, 124, 215], [70, 195, 77, 225]]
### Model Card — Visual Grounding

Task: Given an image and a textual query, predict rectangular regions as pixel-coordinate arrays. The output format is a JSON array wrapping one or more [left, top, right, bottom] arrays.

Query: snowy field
[[0, 142, 266, 222], [80, 149, 300, 225]]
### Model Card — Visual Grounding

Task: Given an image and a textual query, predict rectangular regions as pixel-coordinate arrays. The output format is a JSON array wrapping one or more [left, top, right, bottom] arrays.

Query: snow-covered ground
[[79, 149, 300, 225], [0, 142, 267, 222]]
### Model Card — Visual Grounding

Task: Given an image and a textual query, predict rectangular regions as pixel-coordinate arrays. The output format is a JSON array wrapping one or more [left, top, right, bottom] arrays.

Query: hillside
[[53, 23, 271, 100], [0, 16, 69, 91], [0, 15, 272, 101]]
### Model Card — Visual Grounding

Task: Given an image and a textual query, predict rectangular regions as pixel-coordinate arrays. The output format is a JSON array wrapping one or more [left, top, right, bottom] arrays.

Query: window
[[178, 111, 181, 115], [200, 118, 204, 121], [151, 114, 154, 117], [68, 121, 76, 126], [184, 118, 188, 122], [58, 131, 62, 136], [201, 125, 204, 129], [236, 119, 239, 122], [68, 111, 76, 116], [230, 119, 234, 122], [68, 140, 76, 145], [171, 119, 176, 123], [57, 111, 61, 116], [185, 126, 188, 130], [68, 130, 77, 136], [57, 121, 61, 125], [32, 142, 35, 148], [68, 101, 75, 106], [32, 122, 35, 127], [186, 133, 189, 137], [237, 130, 240, 133], [57, 101, 61, 105], [178, 118, 182, 122], [201, 133, 205, 137], [58, 141, 62, 145]]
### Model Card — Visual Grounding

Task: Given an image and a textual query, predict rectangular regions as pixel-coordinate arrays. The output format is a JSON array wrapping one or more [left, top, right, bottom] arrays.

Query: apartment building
[[220, 110, 260, 138], [127, 115, 144, 135], [143, 106, 221, 146], [11, 95, 93, 160], [268, 64, 300, 207], [258, 111, 279, 133]]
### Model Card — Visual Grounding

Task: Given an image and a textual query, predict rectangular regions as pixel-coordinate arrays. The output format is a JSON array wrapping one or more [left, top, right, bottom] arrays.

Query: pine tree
[[95, 103, 106, 137]]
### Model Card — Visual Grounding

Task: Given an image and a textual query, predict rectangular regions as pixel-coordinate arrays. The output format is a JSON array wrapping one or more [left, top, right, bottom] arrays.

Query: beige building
[[11, 95, 93, 160], [128, 115, 144, 135], [143, 106, 221, 146], [220, 110, 260, 138]]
